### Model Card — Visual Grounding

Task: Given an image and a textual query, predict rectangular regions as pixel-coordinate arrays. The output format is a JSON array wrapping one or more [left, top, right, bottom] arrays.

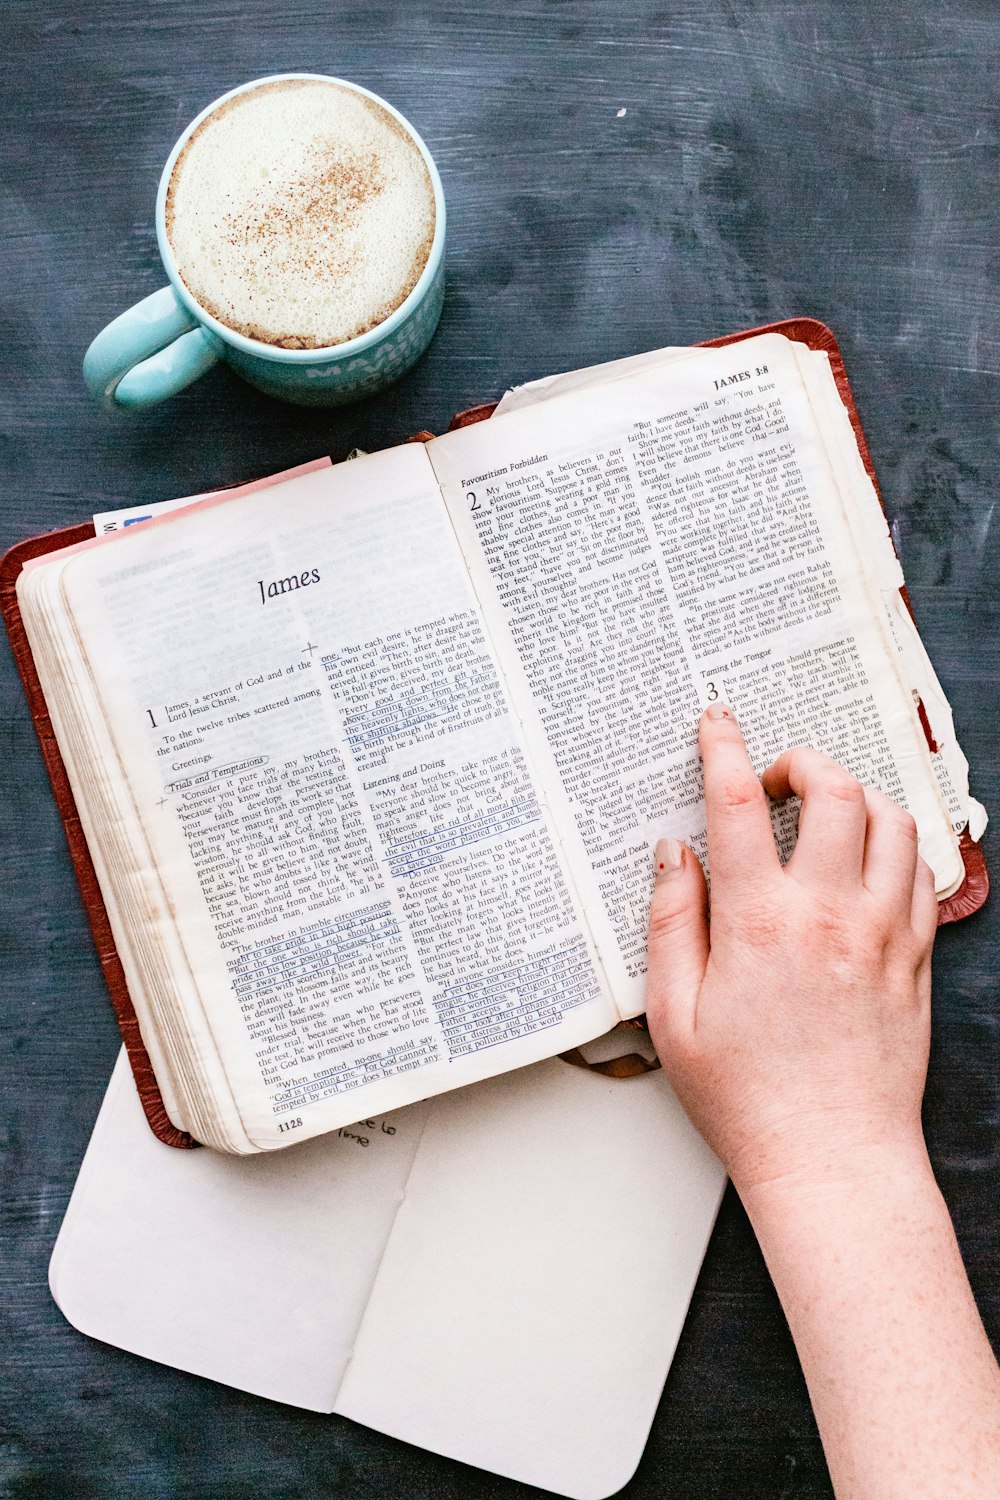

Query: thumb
[[645, 838, 709, 1048]]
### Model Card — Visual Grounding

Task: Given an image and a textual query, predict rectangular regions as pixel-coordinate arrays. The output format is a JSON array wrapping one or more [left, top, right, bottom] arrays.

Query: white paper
[[51, 1046, 724, 1498], [49, 1050, 429, 1411], [337, 1054, 723, 1499]]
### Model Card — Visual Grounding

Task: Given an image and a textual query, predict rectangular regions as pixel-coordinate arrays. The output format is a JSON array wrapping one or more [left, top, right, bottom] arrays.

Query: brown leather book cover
[[1, 318, 987, 1147]]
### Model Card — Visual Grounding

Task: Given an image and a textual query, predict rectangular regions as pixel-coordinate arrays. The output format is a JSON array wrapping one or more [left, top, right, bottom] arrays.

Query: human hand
[[645, 705, 938, 1196]]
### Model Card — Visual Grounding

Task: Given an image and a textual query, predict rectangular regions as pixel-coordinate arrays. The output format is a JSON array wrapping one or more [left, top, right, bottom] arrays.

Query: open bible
[[9, 322, 987, 1153]]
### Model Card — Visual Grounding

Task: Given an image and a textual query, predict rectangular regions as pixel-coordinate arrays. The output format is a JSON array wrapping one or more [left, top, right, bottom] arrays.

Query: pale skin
[[646, 704, 1000, 1500]]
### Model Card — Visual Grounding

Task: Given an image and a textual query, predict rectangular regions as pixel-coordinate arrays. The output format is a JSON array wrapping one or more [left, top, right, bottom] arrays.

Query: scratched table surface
[[2, 2, 999, 1497]]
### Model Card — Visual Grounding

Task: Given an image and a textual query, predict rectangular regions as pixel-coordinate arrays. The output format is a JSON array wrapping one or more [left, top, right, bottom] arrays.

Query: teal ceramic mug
[[83, 74, 446, 410]]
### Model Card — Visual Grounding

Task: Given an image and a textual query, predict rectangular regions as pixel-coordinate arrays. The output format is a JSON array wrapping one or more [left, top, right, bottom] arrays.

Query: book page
[[501, 341, 986, 853], [790, 343, 988, 844], [51, 447, 617, 1149], [428, 334, 961, 1016], [501, 343, 987, 848], [494, 345, 689, 414], [89, 456, 332, 534]]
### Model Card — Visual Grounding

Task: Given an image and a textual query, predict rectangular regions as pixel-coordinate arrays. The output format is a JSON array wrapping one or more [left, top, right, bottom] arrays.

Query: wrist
[[735, 1134, 941, 1247], [735, 1135, 1000, 1500], [723, 1105, 931, 1203]]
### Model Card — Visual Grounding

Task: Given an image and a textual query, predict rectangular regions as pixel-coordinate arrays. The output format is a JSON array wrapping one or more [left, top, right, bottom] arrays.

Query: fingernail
[[655, 838, 684, 875], [705, 702, 734, 721]]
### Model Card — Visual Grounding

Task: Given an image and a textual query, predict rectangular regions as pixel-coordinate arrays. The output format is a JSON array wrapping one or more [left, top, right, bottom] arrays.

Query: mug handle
[[83, 286, 222, 411]]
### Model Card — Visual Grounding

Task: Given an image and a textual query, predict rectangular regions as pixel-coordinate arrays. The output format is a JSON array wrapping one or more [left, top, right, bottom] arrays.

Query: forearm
[[739, 1146, 1000, 1500]]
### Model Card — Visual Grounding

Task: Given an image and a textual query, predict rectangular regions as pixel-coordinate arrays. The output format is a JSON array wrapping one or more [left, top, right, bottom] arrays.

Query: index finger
[[700, 705, 782, 892]]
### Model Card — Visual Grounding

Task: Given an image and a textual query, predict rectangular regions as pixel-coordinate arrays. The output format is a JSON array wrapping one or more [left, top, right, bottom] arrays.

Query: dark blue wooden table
[[2, 3, 998, 1496]]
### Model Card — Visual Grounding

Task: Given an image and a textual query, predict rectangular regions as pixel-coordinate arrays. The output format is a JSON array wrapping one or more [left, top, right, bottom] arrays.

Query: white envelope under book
[[51, 1042, 724, 1500]]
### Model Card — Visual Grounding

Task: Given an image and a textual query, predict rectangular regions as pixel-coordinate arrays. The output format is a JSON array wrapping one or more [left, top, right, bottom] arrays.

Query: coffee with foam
[[165, 79, 436, 350]]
